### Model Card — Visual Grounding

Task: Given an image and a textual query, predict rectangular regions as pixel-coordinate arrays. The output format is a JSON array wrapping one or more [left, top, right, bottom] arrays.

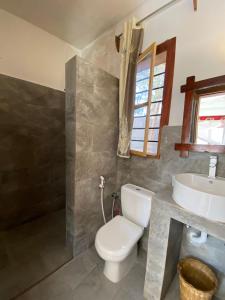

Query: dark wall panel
[[0, 74, 65, 229]]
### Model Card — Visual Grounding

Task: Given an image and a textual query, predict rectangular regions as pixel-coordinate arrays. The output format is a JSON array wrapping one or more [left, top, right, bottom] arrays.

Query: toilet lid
[[95, 215, 143, 261]]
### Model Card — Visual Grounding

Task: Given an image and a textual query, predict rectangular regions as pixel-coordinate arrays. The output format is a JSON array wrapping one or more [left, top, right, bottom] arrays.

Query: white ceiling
[[0, 0, 146, 49]]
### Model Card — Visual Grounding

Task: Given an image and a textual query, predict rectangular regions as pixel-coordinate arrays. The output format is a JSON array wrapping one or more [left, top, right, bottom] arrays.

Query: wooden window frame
[[175, 75, 225, 157], [131, 37, 176, 158], [131, 42, 157, 158]]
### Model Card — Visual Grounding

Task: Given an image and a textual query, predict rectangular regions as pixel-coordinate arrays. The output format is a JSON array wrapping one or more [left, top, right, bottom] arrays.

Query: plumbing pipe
[[99, 176, 106, 224], [187, 227, 208, 244]]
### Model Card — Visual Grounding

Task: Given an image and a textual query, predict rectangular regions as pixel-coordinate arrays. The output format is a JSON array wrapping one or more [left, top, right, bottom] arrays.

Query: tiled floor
[[0, 209, 72, 300], [16, 247, 147, 300]]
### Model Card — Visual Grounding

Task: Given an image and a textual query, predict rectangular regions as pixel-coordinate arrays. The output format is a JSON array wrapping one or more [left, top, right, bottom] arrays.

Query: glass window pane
[[131, 129, 145, 141], [149, 116, 161, 128], [136, 79, 149, 93], [134, 106, 147, 117], [154, 63, 166, 75], [147, 142, 158, 155], [135, 91, 148, 105], [199, 94, 225, 116], [135, 50, 154, 105], [150, 102, 162, 116], [196, 120, 225, 145], [136, 69, 150, 81], [148, 129, 159, 141], [153, 74, 165, 89], [130, 141, 144, 152], [152, 88, 164, 102], [133, 117, 146, 129], [196, 93, 225, 145]]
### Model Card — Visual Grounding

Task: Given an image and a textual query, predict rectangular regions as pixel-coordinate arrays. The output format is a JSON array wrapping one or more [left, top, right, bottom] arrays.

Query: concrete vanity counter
[[144, 187, 225, 300]]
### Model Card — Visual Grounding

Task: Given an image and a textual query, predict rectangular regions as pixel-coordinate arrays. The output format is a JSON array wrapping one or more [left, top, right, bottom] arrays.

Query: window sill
[[175, 143, 225, 157]]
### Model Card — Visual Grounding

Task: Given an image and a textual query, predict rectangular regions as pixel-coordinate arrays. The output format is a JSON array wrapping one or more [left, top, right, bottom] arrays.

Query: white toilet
[[95, 184, 154, 283]]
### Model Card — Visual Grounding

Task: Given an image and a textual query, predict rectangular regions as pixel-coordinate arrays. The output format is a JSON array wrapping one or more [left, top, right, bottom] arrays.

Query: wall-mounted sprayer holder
[[99, 176, 121, 224], [99, 176, 106, 224], [99, 176, 105, 189]]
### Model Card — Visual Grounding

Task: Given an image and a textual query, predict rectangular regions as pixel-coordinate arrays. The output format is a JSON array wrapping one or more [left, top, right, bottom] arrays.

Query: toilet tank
[[121, 184, 154, 228]]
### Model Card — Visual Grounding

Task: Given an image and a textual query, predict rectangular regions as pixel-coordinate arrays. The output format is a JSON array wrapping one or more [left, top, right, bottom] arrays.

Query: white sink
[[172, 173, 225, 223]]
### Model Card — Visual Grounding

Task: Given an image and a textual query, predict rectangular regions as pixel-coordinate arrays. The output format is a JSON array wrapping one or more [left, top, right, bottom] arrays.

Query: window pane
[[147, 142, 158, 155], [135, 51, 153, 105], [149, 116, 161, 128], [150, 102, 162, 115], [134, 106, 147, 117], [152, 88, 164, 102], [196, 93, 225, 145], [197, 119, 225, 145], [133, 117, 146, 128], [131, 129, 145, 140], [136, 79, 149, 93], [199, 94, 225, 116], [135, 91, 148, 105], [148, 129, 159, 141], [154, 63, 166, 75], [153, 74, 165, 89], [136, 69, 150, 81], [130, 141, 144, 152]]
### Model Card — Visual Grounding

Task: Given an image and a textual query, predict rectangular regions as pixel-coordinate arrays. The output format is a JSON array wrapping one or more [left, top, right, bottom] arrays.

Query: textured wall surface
[[144, 188, 225, 299], [117, 126, 225, 251], [0, 74, 65, 229], [180, 227, 225, 299], [81, 0, 225, 126], [82, 29, 120, 79], [66, 56, 119, 256], [0, 9, 78, 91]]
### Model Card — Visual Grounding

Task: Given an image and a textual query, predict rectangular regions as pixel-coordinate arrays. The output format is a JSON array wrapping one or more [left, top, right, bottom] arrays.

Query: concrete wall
[[82, 0, 225, 269], [0, 9, 79, 91], [117, 126, 225, 251], [0, 74, 65, 230], [180, 227, 225, 299], [66, 56, 119, 256], [82, 0, 225, 126], [82, 29, 120, 79]]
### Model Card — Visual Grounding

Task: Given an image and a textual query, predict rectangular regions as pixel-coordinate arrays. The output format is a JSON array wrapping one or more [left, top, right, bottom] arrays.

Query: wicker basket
[[178, 258, 218, 300]]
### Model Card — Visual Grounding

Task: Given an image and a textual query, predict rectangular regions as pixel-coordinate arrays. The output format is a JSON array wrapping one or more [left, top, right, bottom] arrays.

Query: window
[[130, 37, 176, 158], [196, 93, 225, 145]]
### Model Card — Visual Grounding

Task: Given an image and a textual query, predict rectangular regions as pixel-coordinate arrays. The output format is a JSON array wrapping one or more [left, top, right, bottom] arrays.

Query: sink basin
[[172, 173, 225, 223]]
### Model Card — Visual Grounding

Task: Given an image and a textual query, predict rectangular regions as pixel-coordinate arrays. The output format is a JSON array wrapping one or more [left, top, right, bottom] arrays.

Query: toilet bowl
[[95, 184, 154, 283]]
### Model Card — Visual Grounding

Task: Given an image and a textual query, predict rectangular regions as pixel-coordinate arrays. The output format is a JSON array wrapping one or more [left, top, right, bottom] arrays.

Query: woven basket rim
[[178, 258, 218, 295]]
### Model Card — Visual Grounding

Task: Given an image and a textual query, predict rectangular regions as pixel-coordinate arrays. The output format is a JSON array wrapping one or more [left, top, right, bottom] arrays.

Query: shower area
[[0, 74, 72, 299], [0, 55, 119, 299]]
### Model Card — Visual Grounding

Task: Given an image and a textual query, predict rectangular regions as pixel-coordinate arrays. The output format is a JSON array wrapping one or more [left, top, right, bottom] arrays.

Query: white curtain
[[117, 18, 143, 158]]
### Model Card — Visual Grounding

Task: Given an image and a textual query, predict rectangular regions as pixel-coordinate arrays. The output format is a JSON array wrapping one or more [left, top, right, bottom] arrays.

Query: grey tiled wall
[[0, 74, 65, 230], [117, 125, 225, 251], [66, 56, 119, 256], [65, 57, 225, 264]]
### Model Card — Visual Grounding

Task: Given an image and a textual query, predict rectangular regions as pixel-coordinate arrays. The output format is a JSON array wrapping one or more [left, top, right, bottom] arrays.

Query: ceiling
[[0, 0, 146, 49]]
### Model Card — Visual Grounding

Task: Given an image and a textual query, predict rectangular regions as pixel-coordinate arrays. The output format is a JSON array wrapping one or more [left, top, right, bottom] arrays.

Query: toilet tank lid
[[121, 184, 155, 198]]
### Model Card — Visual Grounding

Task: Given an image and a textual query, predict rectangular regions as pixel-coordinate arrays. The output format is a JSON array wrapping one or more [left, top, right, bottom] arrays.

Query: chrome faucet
[[208, 155, 217, 179]]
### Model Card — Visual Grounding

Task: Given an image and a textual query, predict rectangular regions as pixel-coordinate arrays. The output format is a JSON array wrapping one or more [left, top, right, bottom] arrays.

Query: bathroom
[[0, 0, 225, 299]]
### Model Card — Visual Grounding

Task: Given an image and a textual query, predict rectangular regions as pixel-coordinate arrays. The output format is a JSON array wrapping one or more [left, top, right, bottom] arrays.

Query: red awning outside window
[[199, 115, 225, 121]]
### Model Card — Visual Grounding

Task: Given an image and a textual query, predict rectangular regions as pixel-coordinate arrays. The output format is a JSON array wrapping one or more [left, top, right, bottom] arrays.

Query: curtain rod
[[115, 0, 182, 50], [136, 0, 182, 26]]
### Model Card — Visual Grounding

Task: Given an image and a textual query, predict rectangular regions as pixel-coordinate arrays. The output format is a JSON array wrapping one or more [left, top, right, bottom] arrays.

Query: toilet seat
[[95, 215, 143, 262]]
